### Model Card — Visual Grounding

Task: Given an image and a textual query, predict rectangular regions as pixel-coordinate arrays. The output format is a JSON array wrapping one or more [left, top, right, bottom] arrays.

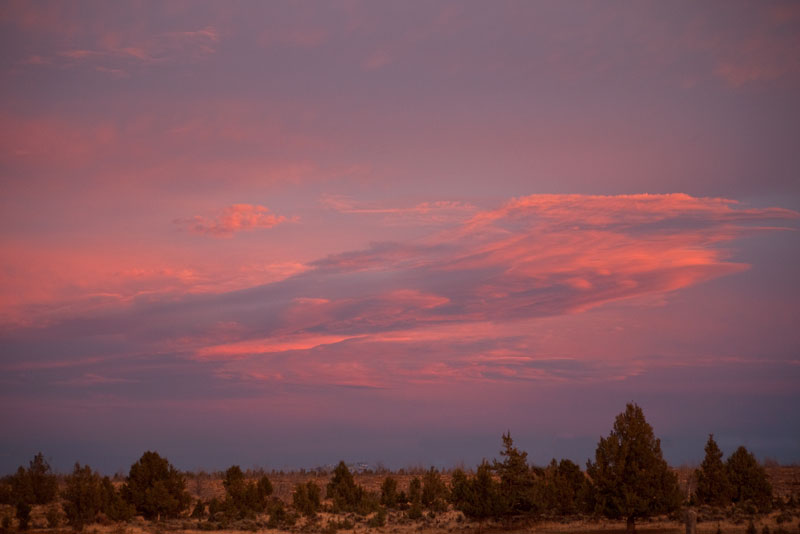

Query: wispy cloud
[[9, 193, 787, 390], [175, 204, 294, 237]]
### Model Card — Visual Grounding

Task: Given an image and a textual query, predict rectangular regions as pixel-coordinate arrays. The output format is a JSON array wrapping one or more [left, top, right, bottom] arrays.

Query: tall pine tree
[[694, 435, 733, 507], [587, 403, 681, 533]]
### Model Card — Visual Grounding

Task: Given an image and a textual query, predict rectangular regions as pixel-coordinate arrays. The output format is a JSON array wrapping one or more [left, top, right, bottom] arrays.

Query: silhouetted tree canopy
[[726, 446, 772, 511], [62, 463, 104, 531], [539, 458, 589, 516], [586, 403, 681, 533], [122, 451, 191, 520], [292, 480, 321, 517], [421, 467, 449, 511], [694, 434, 733, 507], [380, 476, 399, 508], [493, 432, 537, 516], [450, 461, 505, 522], [326, 461, 366, 513]]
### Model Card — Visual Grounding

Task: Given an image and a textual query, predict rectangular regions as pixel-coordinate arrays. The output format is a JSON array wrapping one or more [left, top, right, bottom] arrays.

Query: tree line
[[0, 403, 777, 533]]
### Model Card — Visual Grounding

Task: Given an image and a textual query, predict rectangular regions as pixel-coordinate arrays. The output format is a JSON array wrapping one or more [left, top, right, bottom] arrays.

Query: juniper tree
[[726, 446, 772, 511], [694, 435, 733, 507], [586, 403, 682, 533], [326, 461, 365, 513], [27, 453, 58, 505], [539, 458, 588, 516], [100, 476, 134, 522], [257, 475, 273, 502], [62, 463, 104, 531], [122, 451, 191, 520], [421, 467, 449, 512], [221, 466, 271, 518], [407, 477, 423, 519], [380, 476, 399, 508], [450, 461, 504, 524], [6, 452, 59, 518], [293, 481, 321, 517], [493, 432, 537, 516]]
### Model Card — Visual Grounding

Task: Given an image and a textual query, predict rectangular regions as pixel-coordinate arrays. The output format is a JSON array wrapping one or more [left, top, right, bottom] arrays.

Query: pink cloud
[[176, 204, 293, 237], [161, 194, 798, 389]]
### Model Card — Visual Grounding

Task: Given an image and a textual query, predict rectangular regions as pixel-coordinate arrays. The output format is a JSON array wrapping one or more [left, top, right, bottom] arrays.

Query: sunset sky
[[1, 1, 799, 474]]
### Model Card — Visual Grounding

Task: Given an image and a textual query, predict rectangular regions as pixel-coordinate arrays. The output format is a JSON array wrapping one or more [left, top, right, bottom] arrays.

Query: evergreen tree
[[122, 451, 191, 520], [586, 403, 682, 533], [450, 461, 504, 523], [101, 476, 135, 522], [694, 435, 733, 507], [62, 463, 104, 531], [9, 467, 34, 511], [726, 446, 772, 511], [407, 477, 423, 519], [256, 475, 273, 502], [326, 461, 365, 513], [449, 469, 470, 509], [27, 453, 58, 505], [292, 481, 321, 517], [221, 466, 271, 518], [380, 476, 399, 508], [421, 467, 449, 512], [493, 432, 537, 516], [7, 452, 59, 517], [539, 458, 588, 516]]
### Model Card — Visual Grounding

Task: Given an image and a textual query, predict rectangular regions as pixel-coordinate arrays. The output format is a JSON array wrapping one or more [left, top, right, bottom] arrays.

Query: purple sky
[[1, 1, 799, 474]]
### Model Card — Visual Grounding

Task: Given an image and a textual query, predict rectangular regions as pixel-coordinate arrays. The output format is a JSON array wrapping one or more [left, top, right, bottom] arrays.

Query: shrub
[[191, 501, 207, 519], [46, 506, 61, 528], [367, 507, 387, 528], [408, 477, 422, 506], [15, 502, 31, 531], [266, 499, 296, 529]]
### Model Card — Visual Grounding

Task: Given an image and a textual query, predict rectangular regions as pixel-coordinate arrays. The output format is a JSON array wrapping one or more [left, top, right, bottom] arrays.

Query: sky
[[1, 1, 799, 475]]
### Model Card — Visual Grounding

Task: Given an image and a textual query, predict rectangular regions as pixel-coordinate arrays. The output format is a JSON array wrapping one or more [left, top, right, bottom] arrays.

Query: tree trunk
[[627, 516, 636, 533]]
